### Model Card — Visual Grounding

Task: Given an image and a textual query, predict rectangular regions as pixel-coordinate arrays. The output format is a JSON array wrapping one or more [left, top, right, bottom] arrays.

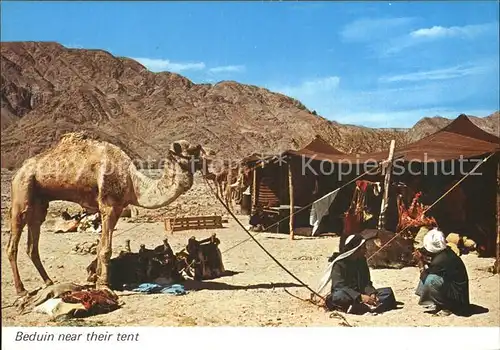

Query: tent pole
[[289, 158, 295, 240], [495, 155, 500, 273], [251, 165, 258, 215], [377, 140, 396, 230]]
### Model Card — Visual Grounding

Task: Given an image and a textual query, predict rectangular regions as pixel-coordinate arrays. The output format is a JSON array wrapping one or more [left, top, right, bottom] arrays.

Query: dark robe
[[327, 257, 396, 314], [420, 247, 470, 308], [331, 258, 377, 301]]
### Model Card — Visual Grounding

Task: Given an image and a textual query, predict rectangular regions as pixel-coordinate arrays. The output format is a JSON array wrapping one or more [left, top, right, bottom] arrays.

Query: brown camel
[[199, 157, 226, 197], [8, 131, 205, 296], [202, 158, 251, 210], [203, 159, 238, 201], [228, 164, 252, 205]]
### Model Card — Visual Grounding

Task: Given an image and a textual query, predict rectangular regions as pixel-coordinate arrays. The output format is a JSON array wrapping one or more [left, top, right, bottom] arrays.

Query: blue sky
[[2, 1, 499, 127]]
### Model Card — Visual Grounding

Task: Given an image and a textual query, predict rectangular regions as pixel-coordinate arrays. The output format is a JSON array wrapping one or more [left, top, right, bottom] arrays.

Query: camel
[[201, 157, 251, 211], [202, 159, 239, 202], [229, 164, 252, 204], [219, 162, 252, 211], [7, 131, 205, 296]]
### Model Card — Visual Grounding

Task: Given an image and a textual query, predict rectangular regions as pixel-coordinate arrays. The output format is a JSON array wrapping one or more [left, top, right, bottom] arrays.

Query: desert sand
[[1, 171, 499, 327]]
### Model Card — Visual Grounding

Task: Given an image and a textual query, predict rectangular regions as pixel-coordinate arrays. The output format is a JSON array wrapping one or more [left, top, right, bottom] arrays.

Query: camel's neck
[[130, 156, 194, 209]]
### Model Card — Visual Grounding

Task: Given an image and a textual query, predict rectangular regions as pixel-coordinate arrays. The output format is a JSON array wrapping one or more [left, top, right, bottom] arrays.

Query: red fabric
[[61, 289, 119, 314], [397, 192, 437, 231], [356, 180, 369, 193], [343, 209, 363, 236]]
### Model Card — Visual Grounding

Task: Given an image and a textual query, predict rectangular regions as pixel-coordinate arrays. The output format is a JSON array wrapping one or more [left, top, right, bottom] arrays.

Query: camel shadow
[[183, 280, 302, 291]]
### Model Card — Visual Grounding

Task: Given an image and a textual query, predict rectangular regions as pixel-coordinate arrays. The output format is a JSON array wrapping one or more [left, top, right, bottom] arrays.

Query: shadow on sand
[[183, 279, 302, 292], [453, 304, 489, 317], [394, 301, 405, 310]]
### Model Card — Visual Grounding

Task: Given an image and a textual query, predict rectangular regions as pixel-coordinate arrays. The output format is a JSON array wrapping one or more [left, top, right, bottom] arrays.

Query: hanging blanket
[[397, 192, 437, 233]]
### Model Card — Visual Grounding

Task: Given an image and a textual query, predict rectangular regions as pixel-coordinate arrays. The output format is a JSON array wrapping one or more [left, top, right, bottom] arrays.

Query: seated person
[[414, 228, 470, 316], [249, 207, 265, 231], [320, 234, 397, 314]]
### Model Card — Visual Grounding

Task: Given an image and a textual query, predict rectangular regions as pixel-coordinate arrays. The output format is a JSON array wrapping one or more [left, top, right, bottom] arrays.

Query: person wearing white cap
[[414, 228, 470, 316], [318, 233, 397, 314]]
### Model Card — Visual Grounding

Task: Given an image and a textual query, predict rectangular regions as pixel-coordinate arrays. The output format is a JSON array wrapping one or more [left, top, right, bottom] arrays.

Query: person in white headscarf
[[414, 228, 470, 316], [320, 234, 397, 314]]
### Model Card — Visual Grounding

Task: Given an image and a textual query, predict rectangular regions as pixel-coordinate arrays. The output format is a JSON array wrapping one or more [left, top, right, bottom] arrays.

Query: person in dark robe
[[318, 234, 397, 314], [414, 228, 470, 316]]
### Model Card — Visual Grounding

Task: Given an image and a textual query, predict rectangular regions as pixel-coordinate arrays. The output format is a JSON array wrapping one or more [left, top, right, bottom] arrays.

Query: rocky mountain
[[0, 42, 496, 169]]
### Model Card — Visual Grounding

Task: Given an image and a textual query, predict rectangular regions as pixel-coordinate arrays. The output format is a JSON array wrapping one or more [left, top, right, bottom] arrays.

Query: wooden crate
[[164, 215, 224, 233]]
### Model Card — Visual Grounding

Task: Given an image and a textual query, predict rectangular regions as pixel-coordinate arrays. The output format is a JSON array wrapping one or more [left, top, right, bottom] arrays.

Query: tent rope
[[201, 173, 353, 326]]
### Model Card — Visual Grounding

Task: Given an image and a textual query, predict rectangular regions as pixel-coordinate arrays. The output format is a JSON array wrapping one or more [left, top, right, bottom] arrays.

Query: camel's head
[[169, 140, 206, 173]]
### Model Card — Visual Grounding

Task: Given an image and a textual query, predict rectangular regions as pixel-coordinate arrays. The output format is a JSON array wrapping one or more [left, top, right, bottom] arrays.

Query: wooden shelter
[[244, 135, 348, 237]]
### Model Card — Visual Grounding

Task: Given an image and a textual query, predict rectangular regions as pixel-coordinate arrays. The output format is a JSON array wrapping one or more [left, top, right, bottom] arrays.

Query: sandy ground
[[1, 171, 499, 327]]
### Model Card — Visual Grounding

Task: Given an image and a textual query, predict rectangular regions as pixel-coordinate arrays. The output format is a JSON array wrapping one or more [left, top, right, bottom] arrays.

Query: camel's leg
[[219, 181, 226, 200], [213, 180, 219, 198], [235, 188, 242, 204], [216, 182, 221, 199], [96, 205, 122, 290], [7, 203, 28, 296], [225, 186, 234, 211], [26, 200, 52, 287]]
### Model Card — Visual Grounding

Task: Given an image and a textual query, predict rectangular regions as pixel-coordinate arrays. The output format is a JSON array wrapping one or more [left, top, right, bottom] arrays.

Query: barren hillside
[[0, 42, 409, 168], [0, 42, 496, 168]]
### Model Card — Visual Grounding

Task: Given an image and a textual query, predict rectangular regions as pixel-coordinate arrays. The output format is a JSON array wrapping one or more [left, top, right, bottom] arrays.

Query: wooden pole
[[288, 158, 295, 240], [377, 140, 396, 230], [494, 155, 500, 273], [251, 166, 258, 215]]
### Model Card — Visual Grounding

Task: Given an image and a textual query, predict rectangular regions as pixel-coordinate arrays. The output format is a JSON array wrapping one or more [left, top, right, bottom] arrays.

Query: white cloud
[[132, 57, 206, 73], [275, 76, 340, 97], [268, 68, 497, 128], [340, 17, 415, 42], [379, 64, 491, 83], [410, 22, 497, 39], [208, 65, 246, 74], [383, 22, 498, 55]]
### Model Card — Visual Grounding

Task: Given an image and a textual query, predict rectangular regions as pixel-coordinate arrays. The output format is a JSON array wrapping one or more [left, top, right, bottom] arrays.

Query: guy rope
[[201, 173, 353, 326]]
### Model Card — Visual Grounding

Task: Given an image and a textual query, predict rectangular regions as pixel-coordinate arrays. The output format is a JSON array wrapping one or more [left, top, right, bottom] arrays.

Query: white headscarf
[[316, 234, 366, 296], [423, 228, 447, 254]]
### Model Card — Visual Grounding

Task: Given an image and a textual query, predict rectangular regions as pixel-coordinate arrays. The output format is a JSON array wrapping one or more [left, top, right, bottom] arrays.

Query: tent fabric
[[441, 114, 500, 144], [299, 135, 345, 155], [243, 114, 499, 166], [243, 135, 345, 165], [289, 114, 499, 163]]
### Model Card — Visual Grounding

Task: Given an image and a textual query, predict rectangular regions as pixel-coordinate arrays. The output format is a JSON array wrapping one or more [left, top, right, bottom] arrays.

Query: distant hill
[[1, 42, 496, 168]]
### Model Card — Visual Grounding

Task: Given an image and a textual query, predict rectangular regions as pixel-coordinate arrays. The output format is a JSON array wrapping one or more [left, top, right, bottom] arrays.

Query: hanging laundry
[[310, 188, 341, 236]]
